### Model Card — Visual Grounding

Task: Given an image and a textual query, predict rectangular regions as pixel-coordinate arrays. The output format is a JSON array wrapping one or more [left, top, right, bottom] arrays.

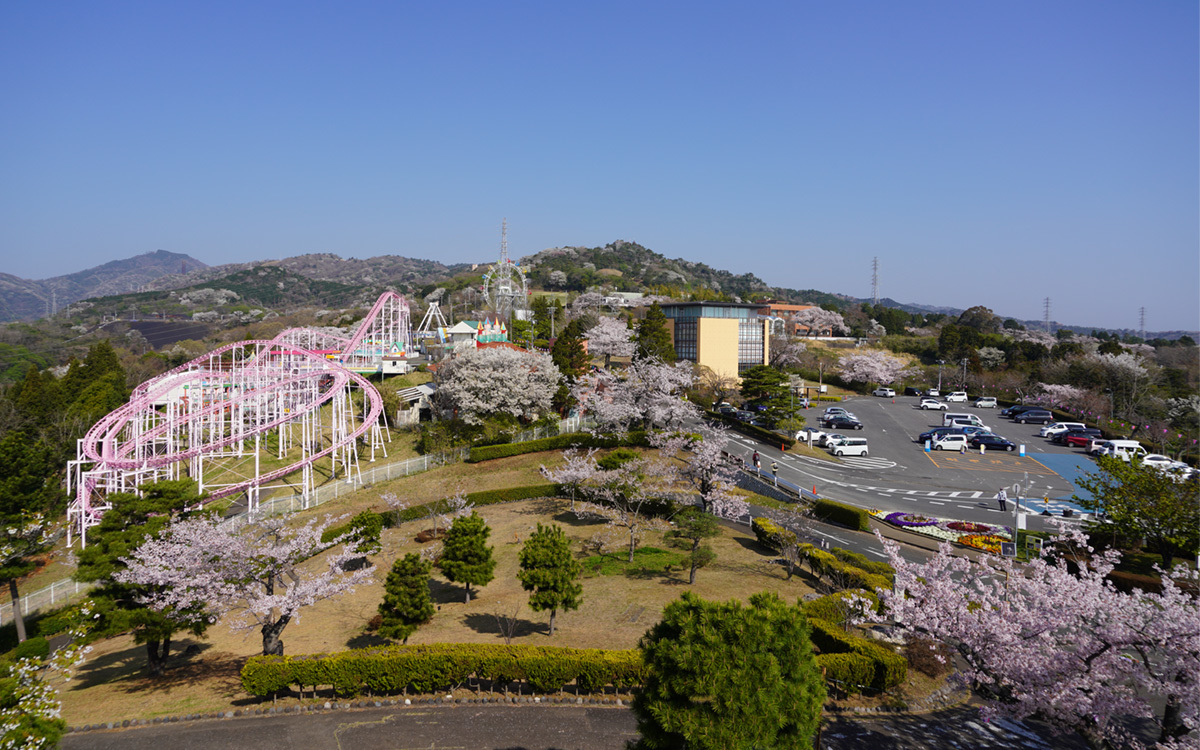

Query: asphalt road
[[62, 703, 1092, 750], [724, 395, 1099, 532]]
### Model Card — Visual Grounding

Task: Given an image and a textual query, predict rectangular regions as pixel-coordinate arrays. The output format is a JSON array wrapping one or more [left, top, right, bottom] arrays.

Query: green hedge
[[322, 483, 560, 543], [802, 590, 881, 625], [705, 412, 796, 449], [751, 517, 795, 551], [808, 618, 906, 694], [241, 643, 645, 698], [810, 498, 871, 531], [802, 547, 893, 593], [829, 547, 895, 577], [467, 431, 649, 463]]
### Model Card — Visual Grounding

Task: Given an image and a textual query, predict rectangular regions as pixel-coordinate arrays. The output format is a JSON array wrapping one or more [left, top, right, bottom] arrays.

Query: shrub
[[10, 636, 50, 663], [808, 618, 906, 694], [810, 498, 871, 531], [829, 547, 895, 577], [903, 636, 952, 678], [751, 517, 794, 551], [467, 432, 649, 463]]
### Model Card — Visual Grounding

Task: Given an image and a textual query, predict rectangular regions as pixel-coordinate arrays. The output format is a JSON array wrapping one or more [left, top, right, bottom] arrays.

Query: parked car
[[734, 410, 757, 423], [1094, 440, 1148, 462], [974, 397, 998, 409], [919, 398, 948, 411], [1060, 428, 1104, 447], [969, 434, 1017, 452], [926, 388, 941, 397], [823, 415, 864, 430], [829, 437, 869, 457], [904, 387, 924, 397], [872, 387, 895, 398], [824, 406, 851, 416], [1087, 438, 1111, 455], [930, 434, 968, 451], [1014, 409, 1054, 425], [1140, 454, 1177, 471], [1001, 404, 1043, 419], [819, 432, 849, 448], [945, 392, 968, 403], [716, 404, 737, 416], [918, 426, 967, 443], [1039, 422, 1086, 438], [1163, 463, 1199, 483], [795, 427, 826, 443], [948, 418, 991, 433], [819, 411, 857, 424]]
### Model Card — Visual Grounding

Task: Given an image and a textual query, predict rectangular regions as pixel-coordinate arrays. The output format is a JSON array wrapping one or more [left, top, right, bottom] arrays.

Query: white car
[[829, 437, 869, 457], [974, 397, 997, 409], [820, 433, 849, 448], [794, 427, 826, 443], [1141, 454, 1177, 471], [926, 388, 941, 397], [872, 387, 895, 398], [919, 398, 948, 411], [930, 434, 968, 451], [1039, 422, 1086, 438], [945, 392, 968, 403]]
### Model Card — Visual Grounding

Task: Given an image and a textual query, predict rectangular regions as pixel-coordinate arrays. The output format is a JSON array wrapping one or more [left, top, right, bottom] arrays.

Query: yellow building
[[660, 302, 771, 380]]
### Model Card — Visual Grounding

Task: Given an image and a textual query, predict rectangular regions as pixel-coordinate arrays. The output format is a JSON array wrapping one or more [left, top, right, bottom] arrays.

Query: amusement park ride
[[67, 223, 531, 547], [66, 291, 413, 546]]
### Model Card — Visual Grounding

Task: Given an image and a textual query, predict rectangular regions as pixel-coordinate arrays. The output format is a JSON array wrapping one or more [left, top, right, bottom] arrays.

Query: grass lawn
[[57, 495, 819, 726]]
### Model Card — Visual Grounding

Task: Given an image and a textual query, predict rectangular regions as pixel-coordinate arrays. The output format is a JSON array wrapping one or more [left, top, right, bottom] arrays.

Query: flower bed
[[869, 509, 1012, 553]]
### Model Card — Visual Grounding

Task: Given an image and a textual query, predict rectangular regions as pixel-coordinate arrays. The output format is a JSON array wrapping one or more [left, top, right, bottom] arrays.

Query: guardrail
[[2, 414, 591, 626]]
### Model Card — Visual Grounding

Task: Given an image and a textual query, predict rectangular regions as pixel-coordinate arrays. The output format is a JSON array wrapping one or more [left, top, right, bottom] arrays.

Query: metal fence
[[1, 414, 591, 626]]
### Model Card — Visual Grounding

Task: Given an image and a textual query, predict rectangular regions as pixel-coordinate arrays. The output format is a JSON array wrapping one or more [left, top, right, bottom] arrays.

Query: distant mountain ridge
[[0, 250, 208, 322]]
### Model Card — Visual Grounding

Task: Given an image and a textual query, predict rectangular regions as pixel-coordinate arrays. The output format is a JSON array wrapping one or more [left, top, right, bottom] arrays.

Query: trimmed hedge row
[[828, 547, 895, 578], [751, 516, 794, 551], [810, 498, 871, 531], [802, 590, 881, 625], [322, 483, 560, 543], [809, 618, 907, 694], [802, 546, 893, 593], [467, 431, 649, 463], [705, 411, 796, 449], [241, 643, 645, 698]]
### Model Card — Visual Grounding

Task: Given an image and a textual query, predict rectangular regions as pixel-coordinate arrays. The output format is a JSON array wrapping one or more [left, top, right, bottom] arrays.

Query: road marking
[[956, 505, 973, 509], [929, 501, 945, 505]]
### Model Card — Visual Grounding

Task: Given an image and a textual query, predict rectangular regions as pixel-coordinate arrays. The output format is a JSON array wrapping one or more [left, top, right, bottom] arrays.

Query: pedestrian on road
[[771, 461, 778, 476], [996, 487, 1008, 511], [752, 451, 760, 470]]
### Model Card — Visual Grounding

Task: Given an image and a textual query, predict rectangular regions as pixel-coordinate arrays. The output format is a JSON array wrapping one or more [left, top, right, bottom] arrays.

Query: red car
[[1064, 430, 1103, 448]]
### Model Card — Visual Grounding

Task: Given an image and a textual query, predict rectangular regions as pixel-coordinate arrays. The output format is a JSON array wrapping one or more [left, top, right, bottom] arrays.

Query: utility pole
[[1138, 307, 1146, 341], [871, 257, 879, 306], [1043, 297, 1051, 334]]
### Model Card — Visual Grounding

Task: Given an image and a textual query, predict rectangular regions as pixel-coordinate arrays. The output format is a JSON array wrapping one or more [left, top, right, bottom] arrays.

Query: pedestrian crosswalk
[[836, 455, 897, 470]]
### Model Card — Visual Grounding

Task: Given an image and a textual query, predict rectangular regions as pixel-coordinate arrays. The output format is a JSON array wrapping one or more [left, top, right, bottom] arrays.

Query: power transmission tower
[[871, 257, 879, 306], [1138, 307, 1146, 341], [1043, 297, 1051, 333]]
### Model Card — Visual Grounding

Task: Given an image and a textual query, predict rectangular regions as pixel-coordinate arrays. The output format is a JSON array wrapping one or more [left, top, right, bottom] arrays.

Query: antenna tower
[[1043, 297, 1051, 333], [51, 290, 56, 316], [1138, 307, 1146, 340], [871, 257, 879, 305]]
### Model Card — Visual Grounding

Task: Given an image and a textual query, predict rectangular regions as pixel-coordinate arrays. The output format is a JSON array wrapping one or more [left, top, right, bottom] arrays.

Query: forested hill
[[0, 250, 208, 323], [520, 240, 853, 307]]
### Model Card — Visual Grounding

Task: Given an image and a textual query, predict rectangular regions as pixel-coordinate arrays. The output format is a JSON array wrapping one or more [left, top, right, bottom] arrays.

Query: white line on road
[[929, 501, 945, 505]]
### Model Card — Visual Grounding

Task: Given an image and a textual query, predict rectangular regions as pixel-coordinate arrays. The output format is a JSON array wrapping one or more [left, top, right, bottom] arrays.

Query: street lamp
[[937, 360, 945, 391], [960, 358, 969, 389], [1105, 388, 1114, 420]]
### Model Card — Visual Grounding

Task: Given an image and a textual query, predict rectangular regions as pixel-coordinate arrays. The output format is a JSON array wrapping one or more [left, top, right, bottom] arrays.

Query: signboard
[[1026, 537, 1043, 555], [1000, 542, 1017, 558]]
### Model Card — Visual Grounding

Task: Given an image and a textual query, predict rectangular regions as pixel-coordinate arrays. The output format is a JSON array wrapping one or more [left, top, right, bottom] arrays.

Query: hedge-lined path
[[60, 702, 1089, 750]]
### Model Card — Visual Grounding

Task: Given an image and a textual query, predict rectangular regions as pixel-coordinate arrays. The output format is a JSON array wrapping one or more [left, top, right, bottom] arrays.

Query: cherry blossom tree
[[768, 339, 807, 370], [541, 447, 601, 510], [654, 427, 748, 520], [574, 357, 697, 434], [1033, 383, 1088, 413], [585, 316, 635, 369], [434, 346, 561, 425], [837, 349, 910, 385], [867, 527, 1200, 749], [791, 308, 845, 337], [117, 515, 375, 656]]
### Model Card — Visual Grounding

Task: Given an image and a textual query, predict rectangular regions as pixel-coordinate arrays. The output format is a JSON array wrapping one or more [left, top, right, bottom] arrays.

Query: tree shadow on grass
[[346, 633, 392, 649], [461, 613, 543, 639], [734, 536, 774, 556], [552, 510, 607, 528], [69, 638, 245, 698], [512, 498, 565, 517], [429, 577, 466, 605]]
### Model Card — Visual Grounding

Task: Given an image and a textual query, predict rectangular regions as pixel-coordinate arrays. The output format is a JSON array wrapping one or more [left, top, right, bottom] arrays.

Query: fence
[[1, 414, 590, 627]]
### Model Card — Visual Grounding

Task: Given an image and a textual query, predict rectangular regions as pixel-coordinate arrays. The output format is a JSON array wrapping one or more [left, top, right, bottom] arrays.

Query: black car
[[823, 415, 864, 430], [904, 387, 924, 397], [1053, 427, 1102, 446], [1001, 404, 1043, 419], [969, 434, 1017, 452], [1013, 409, 1054, 425]]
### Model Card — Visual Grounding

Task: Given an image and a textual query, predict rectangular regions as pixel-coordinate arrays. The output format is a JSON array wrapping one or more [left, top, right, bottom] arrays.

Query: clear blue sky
[[2, 2, 1196, 331]]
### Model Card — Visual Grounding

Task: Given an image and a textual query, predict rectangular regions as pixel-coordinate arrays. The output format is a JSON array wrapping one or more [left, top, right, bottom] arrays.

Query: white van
[[931, 434, 968, 451], [943, 412, 984, 428], [1040, 421, 1086, 438], [1096, 440, 1147, 462], [945, 392, 968, 403], [829, 437, 868, 457]]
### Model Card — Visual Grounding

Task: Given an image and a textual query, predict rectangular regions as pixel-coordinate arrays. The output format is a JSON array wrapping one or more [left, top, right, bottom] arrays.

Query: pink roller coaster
[[67, 292, 413, 546]]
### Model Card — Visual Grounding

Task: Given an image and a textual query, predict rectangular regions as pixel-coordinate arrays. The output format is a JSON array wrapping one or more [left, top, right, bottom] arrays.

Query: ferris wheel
[[482, 219, 528, 320]]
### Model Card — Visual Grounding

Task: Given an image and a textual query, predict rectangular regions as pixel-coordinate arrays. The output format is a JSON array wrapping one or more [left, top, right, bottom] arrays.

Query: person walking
[[771, 461, 779, 486], [752, 451, 761, 470], [996, 487, 1008, 512]]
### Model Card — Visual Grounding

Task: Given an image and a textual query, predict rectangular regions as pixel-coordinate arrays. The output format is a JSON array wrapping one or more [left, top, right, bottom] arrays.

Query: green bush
[[466, 432, 649, 463], [829, 547, 895, 577], [802, 590, 881, 625], [240, 643, 645, 698], [803, 547, 893, 592], [810, 498, 871, 531], [9, 636, 50, 663], [808, 618, 906, 694], [751, 517, 795, 551]]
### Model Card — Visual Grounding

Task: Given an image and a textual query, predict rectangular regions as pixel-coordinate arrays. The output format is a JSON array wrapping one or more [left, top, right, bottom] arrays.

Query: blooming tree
[[435, 346, 561, 425], [117, 515, 375, 656], [574, 357, 697, 434], [867, 528, 1200, 749], [541, 448, 601, 510], [585, 316, 635, 369], [654, 427, 748, 520], [837, 349, 910, 385], [1033, 383, 1088, 413], [768, 339, 807, 370], [790, 308, 845, 337], [0, 514, 52, 644], [977, 346, 1007, 370], [561, 454, 676, 563]]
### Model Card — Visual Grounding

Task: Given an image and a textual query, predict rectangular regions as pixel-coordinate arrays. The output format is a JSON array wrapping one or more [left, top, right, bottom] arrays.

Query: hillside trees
[[791, 307, 845, 337], [377, 553, 436, 644], [574, 357, 697, 433], [434, 346, 561, 425], [585, 315, 635, 369], [737, 365, 798, 428], [439, 512, 496, 603], [116, 513, 374, 656], [517, 524, 582, 635], [632, 592, 825, 749], [551, 319, 589, 413], [837, 349, 911, 385]]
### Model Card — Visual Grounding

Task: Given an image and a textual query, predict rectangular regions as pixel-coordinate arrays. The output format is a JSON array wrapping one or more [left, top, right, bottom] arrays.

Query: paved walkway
[[61, 702, 1092, 750]]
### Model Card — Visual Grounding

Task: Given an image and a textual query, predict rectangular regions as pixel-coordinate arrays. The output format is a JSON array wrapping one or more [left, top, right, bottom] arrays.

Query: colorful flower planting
[[870, 509, 1013, 552]]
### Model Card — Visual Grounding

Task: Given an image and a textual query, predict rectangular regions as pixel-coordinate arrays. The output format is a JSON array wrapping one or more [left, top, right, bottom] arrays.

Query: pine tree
[[439, 512, 496, 603], [517, 524, 583, 636], [377, 553, 435, 644], [665, 508, 719, 585], [632, 592, 825, 750], [551, 319, 589, 413], [634, 302, 676, 362]]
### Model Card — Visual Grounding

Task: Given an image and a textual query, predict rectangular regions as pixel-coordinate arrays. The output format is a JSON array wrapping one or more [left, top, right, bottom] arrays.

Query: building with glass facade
[[658, 302, 771, 379]]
